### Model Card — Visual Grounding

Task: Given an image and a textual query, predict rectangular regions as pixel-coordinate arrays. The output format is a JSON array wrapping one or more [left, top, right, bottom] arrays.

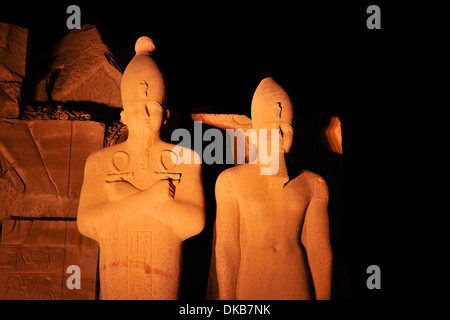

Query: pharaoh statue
[[214, 77, 332, 299], [77, 36, 205, 300]]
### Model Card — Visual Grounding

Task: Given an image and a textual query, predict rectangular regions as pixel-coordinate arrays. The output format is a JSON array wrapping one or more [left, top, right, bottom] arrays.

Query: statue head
[[251, 77, 294, 154], [120, 36, 169, 138]]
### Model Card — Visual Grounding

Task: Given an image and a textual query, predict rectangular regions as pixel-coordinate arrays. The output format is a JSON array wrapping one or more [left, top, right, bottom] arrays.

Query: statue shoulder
[[215, 165, 251, 195], [299, 170, 329, 202], [85, 148, 105, 169], [216, 167, 236, 195], [84, 144, 122, 173]]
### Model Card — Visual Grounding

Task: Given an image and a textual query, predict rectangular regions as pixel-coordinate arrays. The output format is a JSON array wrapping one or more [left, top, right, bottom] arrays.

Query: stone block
[[32, 24, 123, 108], [0, 23, 29, 118]]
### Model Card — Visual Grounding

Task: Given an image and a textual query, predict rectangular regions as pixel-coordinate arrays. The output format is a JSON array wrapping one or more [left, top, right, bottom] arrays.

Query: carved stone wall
[[0, 120, 104, 299], [0, 23, 123, 300], [0, 220, 98, 300], [0, 23, 29, 118], [0, 120, 105, 219]]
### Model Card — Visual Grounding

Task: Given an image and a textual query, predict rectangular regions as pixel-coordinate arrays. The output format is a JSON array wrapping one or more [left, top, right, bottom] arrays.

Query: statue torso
[[225, 166, 316, 299], [90, 141, 185, 299]]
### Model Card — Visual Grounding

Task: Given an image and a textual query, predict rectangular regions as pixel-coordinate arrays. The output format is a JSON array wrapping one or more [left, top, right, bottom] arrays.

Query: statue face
[[253, 119, 294, 154], [250, 78, 294, 156], [121, 99, 164, 136]]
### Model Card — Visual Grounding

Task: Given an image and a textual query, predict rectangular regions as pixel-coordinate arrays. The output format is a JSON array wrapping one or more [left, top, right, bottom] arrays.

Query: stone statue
[[77, 37, 206, 300], [214, 77, 332, 300]]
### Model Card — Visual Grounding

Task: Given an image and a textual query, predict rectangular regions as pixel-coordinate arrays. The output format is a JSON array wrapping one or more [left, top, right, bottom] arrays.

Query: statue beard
[[140, 127, 155, 147], [137, 127, 153, 175], [128, 126, 157, 148], [127, 126, 159, 175]]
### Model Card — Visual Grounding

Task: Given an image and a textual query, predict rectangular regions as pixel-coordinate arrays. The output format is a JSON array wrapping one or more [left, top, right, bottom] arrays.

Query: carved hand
[[146, 178, 176, 202]]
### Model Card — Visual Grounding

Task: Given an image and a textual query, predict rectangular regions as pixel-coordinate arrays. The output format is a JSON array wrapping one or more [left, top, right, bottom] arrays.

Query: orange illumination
[[321, 116, 343, 154]]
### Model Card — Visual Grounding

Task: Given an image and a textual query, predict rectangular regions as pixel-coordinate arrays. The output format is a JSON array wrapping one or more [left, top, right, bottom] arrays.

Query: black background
[[1, 0, 447, 301]]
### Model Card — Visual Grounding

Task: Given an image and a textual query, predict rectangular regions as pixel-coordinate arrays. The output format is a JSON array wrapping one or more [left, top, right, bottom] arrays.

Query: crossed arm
[[77, 151, 205, 242]]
